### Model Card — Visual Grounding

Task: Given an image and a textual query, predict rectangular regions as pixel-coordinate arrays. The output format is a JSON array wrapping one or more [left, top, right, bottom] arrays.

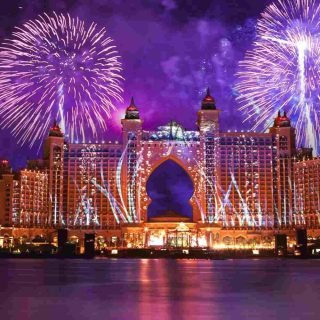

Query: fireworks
[[236, 0, 320, 153], [0, 12, 123, 146]]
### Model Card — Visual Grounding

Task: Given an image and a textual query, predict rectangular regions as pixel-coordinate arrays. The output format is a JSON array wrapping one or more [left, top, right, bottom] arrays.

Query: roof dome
[[201, 88, 216, 110], [273, 110, 291, 128], [49, 120, 64, 137], [125, 97, 140, 119]]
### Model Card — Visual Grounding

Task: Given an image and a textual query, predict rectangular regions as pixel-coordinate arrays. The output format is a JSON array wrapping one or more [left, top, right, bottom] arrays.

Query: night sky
[[0, 0, 272, 215], [0, 0, 272, 167], [147, 160, 194, 218]]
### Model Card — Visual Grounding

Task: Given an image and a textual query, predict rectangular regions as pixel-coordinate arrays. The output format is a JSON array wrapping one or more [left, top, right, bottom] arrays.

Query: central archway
[[146, 159, 194, 221]]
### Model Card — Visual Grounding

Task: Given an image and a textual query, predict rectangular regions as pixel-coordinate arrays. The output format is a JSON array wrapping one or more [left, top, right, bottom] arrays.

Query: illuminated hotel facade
[[1, 90, 320, 248], [294, 156, 320, 228]]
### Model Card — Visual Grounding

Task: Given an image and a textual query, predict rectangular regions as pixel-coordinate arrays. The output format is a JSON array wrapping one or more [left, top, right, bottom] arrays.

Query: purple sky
[[147, 159, 194, 218], [0, 0, 272, 168]]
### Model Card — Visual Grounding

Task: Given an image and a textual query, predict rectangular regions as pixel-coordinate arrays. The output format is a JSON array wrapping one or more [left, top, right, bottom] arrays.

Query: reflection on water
[[0, 259, 319, 320]]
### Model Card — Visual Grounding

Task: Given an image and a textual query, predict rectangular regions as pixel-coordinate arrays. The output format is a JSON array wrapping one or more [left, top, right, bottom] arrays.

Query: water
[[0, 258, 319, 320]]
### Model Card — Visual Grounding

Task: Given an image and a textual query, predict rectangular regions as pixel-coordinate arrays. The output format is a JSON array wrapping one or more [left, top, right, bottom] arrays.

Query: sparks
[[0, 12, 123, 146], [236, 0, 320, 154]]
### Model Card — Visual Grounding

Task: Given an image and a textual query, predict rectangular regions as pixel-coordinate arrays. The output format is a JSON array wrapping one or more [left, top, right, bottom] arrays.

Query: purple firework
[[0, 12, 123, 146], [236, 0, 320, 154]]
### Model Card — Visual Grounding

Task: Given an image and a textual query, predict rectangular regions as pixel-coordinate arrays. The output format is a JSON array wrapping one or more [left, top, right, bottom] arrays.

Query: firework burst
[[236, 0, 320, 153], [0, 12, 123, 146]]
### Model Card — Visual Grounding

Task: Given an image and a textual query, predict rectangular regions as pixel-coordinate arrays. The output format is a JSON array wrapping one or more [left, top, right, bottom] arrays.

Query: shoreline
[[0, 248, 317, 260]]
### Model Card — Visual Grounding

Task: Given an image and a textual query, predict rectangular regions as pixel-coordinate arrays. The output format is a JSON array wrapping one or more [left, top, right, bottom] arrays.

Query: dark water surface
[[0, 258, 319, 320]]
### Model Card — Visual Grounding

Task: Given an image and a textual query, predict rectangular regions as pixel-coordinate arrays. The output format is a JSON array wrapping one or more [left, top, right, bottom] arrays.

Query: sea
[[0, 258, 319, 320]]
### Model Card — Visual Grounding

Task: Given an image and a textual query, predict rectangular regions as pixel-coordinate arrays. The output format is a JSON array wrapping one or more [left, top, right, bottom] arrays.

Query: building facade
[[294, 157, 320, 228], [1, 91, 320, 247], [18, 169, 48, 227], [0, 160, 17, 226]]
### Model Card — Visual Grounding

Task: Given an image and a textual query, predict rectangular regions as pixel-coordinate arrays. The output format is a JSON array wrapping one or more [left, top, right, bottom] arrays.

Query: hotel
[[0, 90, 320, 248]]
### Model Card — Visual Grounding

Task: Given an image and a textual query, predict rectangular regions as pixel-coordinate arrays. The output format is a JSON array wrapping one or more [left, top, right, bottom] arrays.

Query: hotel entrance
[[167, 223, 192, 248], [145, 222, 208, 248], [167, 231, 190, 248]]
